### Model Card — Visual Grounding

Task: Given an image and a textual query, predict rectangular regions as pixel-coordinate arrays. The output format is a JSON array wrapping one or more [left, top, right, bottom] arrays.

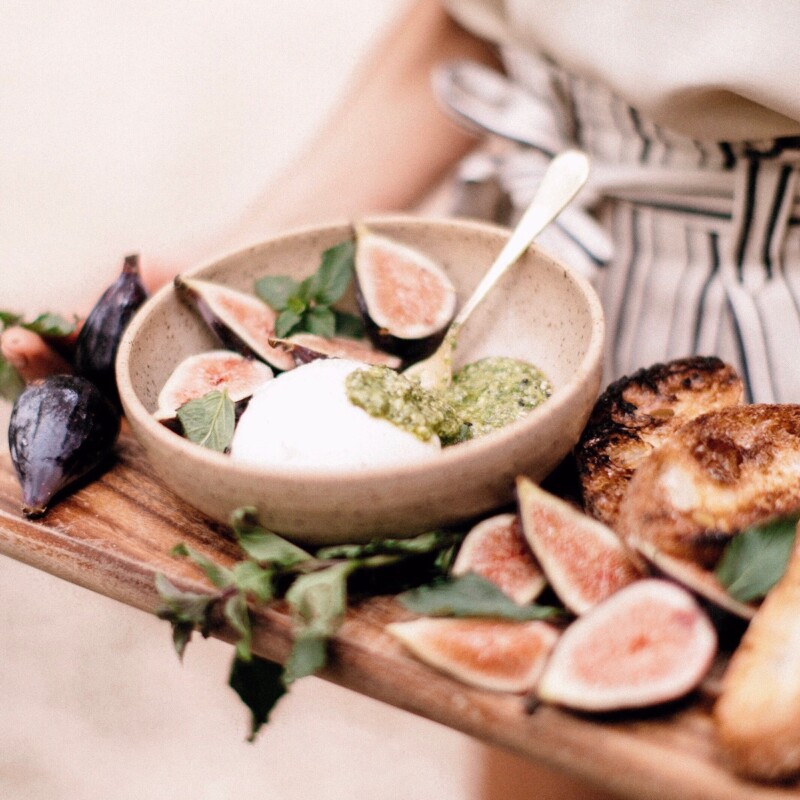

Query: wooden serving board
[[0, 425, 797, 800]]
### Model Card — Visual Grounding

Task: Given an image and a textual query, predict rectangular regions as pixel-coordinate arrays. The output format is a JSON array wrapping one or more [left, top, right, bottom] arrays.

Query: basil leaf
[[229, 507, 312, 567], [398, 573, 562, 620], [254, 275, 299, 311], [303, 306, 336, 338], [311, 240, 355, 305], [283, 561, 355, 683], [716, 515, 799, 602], [23, 312, 75, 338], [154, 573, 215, 659], [333, 310, 364, 339], [171, 542, 235, 589], [275, 308, 303, 338], [176, 390, 235, 452], [229, 655, 287, 742]]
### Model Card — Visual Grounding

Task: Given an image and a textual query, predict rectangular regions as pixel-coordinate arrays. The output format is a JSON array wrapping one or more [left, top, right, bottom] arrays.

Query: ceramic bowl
[[116, 216, 604, 544]]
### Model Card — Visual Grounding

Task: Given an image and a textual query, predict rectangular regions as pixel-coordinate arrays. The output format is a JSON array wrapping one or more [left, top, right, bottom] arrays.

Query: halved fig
[[629, 537, 757, 621], [516, 476, 642, 615], [452, 513, 546, 605], [268, 332, 402, 368], [354, 225, 457, 361], [153, 350, 274, 421], [174, 276, 296, 372], [387, 617, 559, 693], [537, 579, 717, 712]]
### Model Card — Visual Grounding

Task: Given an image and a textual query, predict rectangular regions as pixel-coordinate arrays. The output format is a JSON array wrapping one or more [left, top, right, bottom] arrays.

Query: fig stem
[[403, 150, 590, 392]]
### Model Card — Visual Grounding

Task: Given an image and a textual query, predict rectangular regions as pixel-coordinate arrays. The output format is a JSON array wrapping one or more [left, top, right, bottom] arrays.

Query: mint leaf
[[176, 390, 235, 452], [224, 592, 253, 661], [229, 507, 312, 567], [333, 310, 364, 339], [0, 358, 24, 401], [171, 543, 234, 589], [154, 573, 215, 659], [229, 655, 287, 742], [232, 560, 275, 603], [310, 240, 355, 305], [0, 311, 21, 328], [275, 308, 303, 338], [254, 275, 300, 311], [23, 312, 76, 338], [304, 306, 336, 338], [316, 531, 452, 561], [716, 515, 799, 602], [283, 561, 355, 683], [398, 573, 562, 620]]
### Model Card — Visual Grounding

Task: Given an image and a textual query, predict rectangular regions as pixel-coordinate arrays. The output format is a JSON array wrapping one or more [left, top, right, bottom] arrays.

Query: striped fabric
[[440, 51, 800, 403]]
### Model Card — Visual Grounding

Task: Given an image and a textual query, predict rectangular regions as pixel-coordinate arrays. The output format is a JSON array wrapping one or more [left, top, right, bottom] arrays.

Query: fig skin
[[8, 375, 120, 518], [536, 579, 717, 712], [73, 253, 148, 403]]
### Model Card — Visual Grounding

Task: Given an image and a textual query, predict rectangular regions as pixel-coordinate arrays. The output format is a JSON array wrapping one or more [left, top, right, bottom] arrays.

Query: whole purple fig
[[74, 253, 148, 403], [8, 375, 120, 517]]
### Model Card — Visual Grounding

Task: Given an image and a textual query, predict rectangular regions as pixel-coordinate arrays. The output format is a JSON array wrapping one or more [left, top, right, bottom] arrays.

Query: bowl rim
[[116, 213, 605, 485]]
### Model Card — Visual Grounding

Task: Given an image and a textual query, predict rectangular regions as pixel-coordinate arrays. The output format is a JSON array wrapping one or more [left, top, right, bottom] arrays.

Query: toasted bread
[[715, 528, 800, 781], [575, 357, 743, 528], [616, 404, 800, 565]]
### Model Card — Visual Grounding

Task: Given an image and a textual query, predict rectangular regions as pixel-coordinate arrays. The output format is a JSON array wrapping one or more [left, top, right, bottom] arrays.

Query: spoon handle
[[453, 149, 590, 327]]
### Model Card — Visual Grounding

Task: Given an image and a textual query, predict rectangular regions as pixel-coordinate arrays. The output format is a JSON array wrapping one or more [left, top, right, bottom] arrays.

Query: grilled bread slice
[[616, 404, 800, 566], [715, 528, 800, 781], [575, 357, 743, 528]]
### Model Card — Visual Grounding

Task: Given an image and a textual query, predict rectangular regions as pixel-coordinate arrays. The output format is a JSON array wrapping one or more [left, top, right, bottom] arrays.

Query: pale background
[[0, 3, 610, 799]]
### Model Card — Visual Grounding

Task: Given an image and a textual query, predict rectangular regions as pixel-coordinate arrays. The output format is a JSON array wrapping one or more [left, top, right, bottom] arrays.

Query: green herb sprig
[[155, 507, 458, 741], [254, 239, 363, 339], [0, 310, 76, 400]]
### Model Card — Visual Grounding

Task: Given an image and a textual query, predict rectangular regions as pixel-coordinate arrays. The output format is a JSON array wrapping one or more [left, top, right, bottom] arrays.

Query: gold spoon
[[403, 149, 591, 392]]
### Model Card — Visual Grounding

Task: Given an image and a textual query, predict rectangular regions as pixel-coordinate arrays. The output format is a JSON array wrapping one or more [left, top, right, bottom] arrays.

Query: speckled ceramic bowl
[[116, 216, 604, 544]]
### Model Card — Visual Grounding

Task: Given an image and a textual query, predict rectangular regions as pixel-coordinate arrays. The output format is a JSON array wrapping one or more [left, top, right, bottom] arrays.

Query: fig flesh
[[8, 375, 120, 517], [268, 332, 402, 369], [387, 617, 559, 693], [629, 537, 757, 621], [175, 277, 296, 372], [452, 513, 546, 605], [354, 226, 457, 361], [537, 579, 717, 712], [516, 476, 642, 615], [154, 350, 274, 421], [73, 253, 148, 402]]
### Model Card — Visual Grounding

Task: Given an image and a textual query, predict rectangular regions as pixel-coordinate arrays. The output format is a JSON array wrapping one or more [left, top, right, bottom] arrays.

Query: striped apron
[[437, 50, 800, 403]]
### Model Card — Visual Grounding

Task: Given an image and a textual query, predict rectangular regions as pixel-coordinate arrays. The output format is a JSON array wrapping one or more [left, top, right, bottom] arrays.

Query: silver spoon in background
[[403, 149, 591, 392]]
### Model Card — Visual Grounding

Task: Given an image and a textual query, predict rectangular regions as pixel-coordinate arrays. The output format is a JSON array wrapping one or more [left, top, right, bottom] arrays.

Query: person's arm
[[168, 0, 500, 283]]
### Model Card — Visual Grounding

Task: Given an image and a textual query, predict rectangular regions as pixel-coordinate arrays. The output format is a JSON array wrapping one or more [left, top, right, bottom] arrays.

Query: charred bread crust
[[575, 356, 744, 528], [616, 404, 800, 566]]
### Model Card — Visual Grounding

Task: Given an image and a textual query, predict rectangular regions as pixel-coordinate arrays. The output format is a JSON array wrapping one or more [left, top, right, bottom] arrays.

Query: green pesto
[[447, 356, 552, 437], [346, 356, 551, 446], [345, 366, 470, 446]]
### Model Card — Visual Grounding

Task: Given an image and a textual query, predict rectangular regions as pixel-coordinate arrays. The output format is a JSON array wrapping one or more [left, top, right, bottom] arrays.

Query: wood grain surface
[[0, 425, 797, 800]]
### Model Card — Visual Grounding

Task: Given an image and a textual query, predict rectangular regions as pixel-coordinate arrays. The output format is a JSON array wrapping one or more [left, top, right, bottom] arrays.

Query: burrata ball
[[230, 358, 441, 471]]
